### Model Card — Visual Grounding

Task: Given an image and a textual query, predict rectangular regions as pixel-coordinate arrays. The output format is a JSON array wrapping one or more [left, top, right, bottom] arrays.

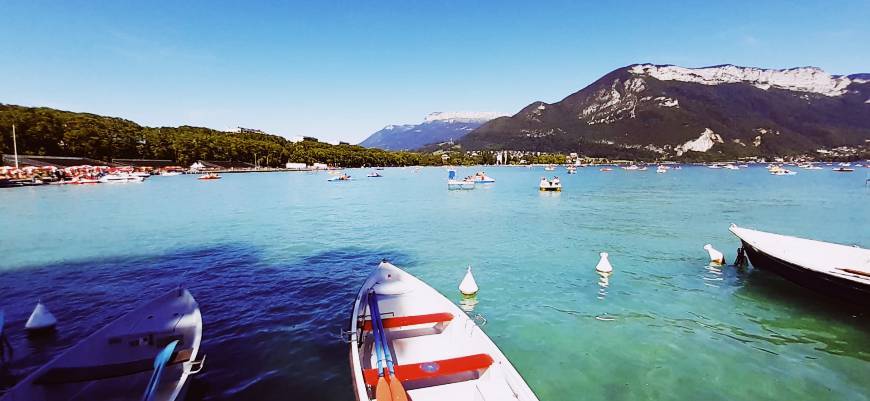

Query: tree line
[[0, 104, 446, 167]]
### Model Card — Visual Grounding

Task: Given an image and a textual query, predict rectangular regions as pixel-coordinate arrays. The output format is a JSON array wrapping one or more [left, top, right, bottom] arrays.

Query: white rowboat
[[349, 261, 539, 401], [1, 288, 204, 401]]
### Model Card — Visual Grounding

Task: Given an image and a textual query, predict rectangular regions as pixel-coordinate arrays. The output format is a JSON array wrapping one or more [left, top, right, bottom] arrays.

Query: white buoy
[[704, 244, 725, 265], [25, 300, 57, 334], [595, 252, 613, 273], [459, 266, 479, 296]]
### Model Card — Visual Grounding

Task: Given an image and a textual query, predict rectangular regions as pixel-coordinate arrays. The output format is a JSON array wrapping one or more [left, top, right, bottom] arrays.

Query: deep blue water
[[1, 165, 868, 400]]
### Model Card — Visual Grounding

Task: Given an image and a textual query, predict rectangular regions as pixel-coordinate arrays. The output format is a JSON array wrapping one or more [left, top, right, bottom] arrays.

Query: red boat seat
[[363, 353, 493, 387], [362, 312, 453, 331]]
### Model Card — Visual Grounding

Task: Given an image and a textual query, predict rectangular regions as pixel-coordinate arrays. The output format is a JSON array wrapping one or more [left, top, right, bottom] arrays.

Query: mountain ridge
[[461, 63, 870, 160]]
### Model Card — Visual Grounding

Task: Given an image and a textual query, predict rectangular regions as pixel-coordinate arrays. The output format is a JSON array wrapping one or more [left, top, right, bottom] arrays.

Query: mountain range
[[460, 64, 870, 160], [359, 111, 505, 151]]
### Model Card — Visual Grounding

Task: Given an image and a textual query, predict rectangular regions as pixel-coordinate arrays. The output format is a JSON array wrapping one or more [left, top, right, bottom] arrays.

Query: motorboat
[[543, 165, 556, 171], [729, 225, 870, 306], [161, 171, 182, 177], [599, 167, 613, 172], [447, 170, 475, 190], [566, 166, 577, 174], [656, 165, 667, 174], [198, 173, 221, 180], [723, 164, 739, 170], [622, 165, 639, 171], [539, 177, 561, 191], [99, 173, 145, 183], [0, 288, 204, 401], [367, 171, 383, 178], [707, 164, 722, 169], [470, 172, 495, 183], [832, 167, 854, 172], [348, 261, 540, 401], [769, 165, 796, 176], [329, 174, 353, 181], [132, 171, 151, 178], [799, 164, 822, 170]]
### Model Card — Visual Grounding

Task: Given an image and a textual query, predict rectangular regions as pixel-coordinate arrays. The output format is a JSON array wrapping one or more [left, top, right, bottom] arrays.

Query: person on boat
[[552, 176, 560, 185]]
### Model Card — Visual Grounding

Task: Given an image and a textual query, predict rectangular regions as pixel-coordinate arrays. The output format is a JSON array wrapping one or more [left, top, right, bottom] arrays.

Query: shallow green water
[[1, 165, 868, 400]]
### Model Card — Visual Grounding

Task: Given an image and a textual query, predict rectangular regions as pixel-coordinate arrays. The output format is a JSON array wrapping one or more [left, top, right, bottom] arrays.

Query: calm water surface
[[1, 166, 868, 400]]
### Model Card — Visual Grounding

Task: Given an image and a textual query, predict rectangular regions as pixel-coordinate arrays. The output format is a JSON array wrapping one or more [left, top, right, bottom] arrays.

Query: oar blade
[[389, 375, 409, 401], [376, 377, 392, 401]]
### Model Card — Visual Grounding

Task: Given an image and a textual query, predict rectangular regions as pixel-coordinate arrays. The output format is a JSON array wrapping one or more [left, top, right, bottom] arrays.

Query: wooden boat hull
[[739, 240, 870, 306]]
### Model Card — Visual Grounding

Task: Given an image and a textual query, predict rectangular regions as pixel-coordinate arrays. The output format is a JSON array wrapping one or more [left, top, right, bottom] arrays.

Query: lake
[[1, 165, 868, 400]]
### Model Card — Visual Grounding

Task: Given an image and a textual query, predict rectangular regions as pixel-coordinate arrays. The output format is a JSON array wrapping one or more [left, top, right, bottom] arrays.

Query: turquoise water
[[1, 166, 868, 400]]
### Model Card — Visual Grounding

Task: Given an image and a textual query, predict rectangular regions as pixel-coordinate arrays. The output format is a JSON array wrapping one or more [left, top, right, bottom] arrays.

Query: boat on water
[[622, 165, 639, 171], [566, 166, 577, 174], [599, 167, 613, 172], [707, 164, 722, 169], [367, 171, 383, 178], [768, 165, 796, 176], [832, 167, 855, 172], [656, 165, 667, 174], [329, 174, 353, 181], [723, 164, 739, 170], [0, 288, 204, 401], [447, 170, 475, 190], [729, 225, 870, 306], [470, 172, 496, 183], [348, 261, 540, 401], [161, 171, 182, 177], [799, 163, 823, 170], [99, 173, 145, 183], [198, 173, 221, 180], [539, 176, 561, 191], [543, 165, 556, 171]]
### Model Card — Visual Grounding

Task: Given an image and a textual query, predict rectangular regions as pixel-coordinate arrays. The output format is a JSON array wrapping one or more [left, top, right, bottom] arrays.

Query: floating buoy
[[595, 252, 613, 273], [704, 244, 725, 265], [25, 300, 57, 334], [459, 266, 479, 296]]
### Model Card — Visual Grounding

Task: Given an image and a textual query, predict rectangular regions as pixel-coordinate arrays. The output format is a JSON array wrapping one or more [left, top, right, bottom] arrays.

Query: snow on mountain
[[630, 64, 853, 96], [423, 111, 508, 124]]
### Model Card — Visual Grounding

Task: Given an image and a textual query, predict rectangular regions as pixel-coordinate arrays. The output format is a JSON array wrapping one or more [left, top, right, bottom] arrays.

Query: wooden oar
[[368, 294, 392, 401], [370, 292, 409, 401], [142, 340, 179, 401]]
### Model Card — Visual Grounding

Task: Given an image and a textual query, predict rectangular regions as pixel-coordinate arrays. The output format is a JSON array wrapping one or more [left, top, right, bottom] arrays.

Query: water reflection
[[596, 271, 611, 300], [459, 294, 479, 312], [701, 263, 724, 288]]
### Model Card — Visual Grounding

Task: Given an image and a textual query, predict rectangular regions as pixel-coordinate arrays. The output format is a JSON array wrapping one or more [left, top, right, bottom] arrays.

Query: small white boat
[[99, 173, 145, 183], [729, 225, 870, 306], [539, 177, 561, 191], [348, 261, 540, 401], [622, 165, 639, 171], [470, 172, 495, 183], [566, 166, 577, 174], [198, 173, 221, 180], [367, 171, 383, 178], [543, 165, 556, 171], [1, 288, 204, 401], [707, 164, 722, 169], [769, 166, 796, 176], [329, 174, 353, 181], [447, 170, 475, 190], [723, 164, 739, 170], [656, 165, 667, 174], [161, 171, 182, 177], [799, 164, 822, 170]]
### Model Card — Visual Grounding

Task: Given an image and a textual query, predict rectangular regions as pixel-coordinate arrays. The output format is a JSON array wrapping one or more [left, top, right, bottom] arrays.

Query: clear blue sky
[[1, 0, 868, 143]]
